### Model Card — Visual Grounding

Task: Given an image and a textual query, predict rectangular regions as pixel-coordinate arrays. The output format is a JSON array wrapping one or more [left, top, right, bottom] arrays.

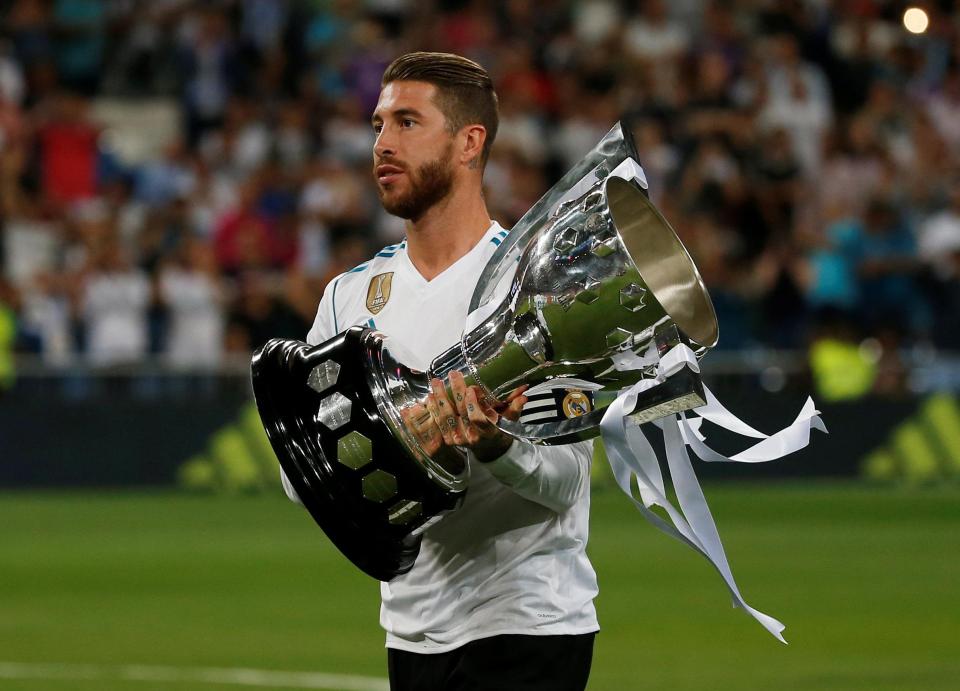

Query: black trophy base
[[251, 327, 464, 581]]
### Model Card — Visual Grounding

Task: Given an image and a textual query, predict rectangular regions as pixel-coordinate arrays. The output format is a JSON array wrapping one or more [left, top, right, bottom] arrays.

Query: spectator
[[571, 0, 620, 47], [630, 119, 679, 207], [52, 0, 106, 95], [321, 96, 375, 166], [19, 270, 73, 364], [226, 271, 306, 354], [750, 127, 802, 239], [36, 91, 99, 207], [551, 81, 620, 171], [918, 181, 960, 280], [135, 139, 196, 208], [918, 181, 960, 349], [0, 277, 18, 391], [158, 239, 224, 367], [0, 40, 27, 106], [212, 178, 274, 274], [924, 67, 960, 157], [818, 116, 886, 219], [7, 0, 54, 75], [682, 50, 742, 148], [178, 7, 236, 147], [80, 239, 151, 366], [757, 64, 831, 176], [199, 97, 272, 178], [844, 197, 928, 335], [623, 0, 690, 64]]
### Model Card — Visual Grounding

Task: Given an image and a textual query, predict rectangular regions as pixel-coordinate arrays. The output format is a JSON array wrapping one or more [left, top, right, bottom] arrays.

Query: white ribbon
[[599, 343, 827, 643], [609, 341, 661, 372]]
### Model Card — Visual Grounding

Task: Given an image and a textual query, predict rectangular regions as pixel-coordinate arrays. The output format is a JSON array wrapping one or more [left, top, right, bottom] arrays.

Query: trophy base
[[251, 329, 465, 581]]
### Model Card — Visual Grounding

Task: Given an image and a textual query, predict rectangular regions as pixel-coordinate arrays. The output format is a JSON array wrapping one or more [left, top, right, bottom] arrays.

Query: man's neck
[[404, 183, 492, 282]]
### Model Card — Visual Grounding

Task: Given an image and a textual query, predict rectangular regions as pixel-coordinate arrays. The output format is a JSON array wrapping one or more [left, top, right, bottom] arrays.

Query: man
[[286, 52, 598, 691]]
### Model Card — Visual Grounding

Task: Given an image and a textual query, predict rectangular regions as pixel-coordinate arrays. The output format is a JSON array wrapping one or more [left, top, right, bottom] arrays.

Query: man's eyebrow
[[371, 108, 424, 125]]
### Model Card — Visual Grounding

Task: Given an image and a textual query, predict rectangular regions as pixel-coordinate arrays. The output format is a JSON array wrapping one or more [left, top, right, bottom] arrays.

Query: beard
[[377, 144, 455, 221]]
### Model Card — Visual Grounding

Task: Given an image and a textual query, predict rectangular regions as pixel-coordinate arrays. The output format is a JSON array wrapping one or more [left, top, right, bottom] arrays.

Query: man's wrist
[[472, 434, 515, 463]]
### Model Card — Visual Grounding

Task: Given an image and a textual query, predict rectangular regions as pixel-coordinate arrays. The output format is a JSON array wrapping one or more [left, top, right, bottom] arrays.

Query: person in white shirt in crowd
[[623, 0, 690, 63], [286, 52, 597, 691], [158, 238, 224, 368], [81, 239, 151, 366]]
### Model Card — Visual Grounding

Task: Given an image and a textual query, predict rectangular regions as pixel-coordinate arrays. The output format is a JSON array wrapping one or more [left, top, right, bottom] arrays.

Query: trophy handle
[[494, 324, 707, 444], [496, 365, 706, 445]]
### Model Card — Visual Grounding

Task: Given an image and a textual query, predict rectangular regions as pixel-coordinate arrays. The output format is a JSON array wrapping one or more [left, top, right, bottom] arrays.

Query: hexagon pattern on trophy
[[575, 278, 602, 304], [619, 283, 648, 312], [580, 190, 603, 212], [361, 470, 398, 503], [337, 431, 373, 470], [606, 327, 632, 348], [553, 227, 580, 254], [591, 237, 618, 258], [316, 392, 352, 430], [307, 360, 341, 394]]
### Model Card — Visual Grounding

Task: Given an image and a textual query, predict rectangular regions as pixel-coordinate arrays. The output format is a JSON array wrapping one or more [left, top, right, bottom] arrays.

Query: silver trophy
[[252, 122, 718, 580]]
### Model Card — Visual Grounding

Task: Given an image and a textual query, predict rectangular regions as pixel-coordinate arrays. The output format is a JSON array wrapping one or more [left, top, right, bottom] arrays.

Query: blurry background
[[0, 1, 958, 690]]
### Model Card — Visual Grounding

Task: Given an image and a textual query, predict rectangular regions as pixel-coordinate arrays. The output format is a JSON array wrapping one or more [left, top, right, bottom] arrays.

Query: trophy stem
[[429, 297, 541, 404]]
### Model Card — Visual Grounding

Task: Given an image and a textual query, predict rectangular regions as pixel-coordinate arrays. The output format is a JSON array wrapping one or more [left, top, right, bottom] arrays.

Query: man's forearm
[[479, 439, 592, 513]]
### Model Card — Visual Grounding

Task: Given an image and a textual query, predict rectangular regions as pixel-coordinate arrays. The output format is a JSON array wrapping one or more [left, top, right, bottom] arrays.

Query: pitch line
[[0, 661, 389, 691]]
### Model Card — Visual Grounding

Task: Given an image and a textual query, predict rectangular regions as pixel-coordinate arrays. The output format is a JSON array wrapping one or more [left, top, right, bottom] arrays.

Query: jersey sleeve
[[480, 439, 592, 514], [305, 275, 342, 346], [478, 389, 596, 512]]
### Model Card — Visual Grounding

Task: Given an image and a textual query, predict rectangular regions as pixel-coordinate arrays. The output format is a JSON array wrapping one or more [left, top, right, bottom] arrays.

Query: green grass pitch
[[1, 483, 957, 690]]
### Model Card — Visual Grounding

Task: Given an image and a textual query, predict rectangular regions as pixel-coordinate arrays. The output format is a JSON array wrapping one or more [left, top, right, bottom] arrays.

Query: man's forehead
[[373, 80, 442, 118]]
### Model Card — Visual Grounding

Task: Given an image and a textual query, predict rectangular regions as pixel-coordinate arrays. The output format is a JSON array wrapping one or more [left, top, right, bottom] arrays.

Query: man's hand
[[400, 402, 444, 458], [420, 371, 527, 463]]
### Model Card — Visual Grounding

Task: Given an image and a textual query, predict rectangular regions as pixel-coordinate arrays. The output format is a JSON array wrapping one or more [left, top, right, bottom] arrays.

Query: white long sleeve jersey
[[295, 222, 599, 654]]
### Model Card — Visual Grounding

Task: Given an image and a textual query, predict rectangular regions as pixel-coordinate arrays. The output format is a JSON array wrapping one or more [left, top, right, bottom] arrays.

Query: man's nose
[[374, 126, 397, 159]]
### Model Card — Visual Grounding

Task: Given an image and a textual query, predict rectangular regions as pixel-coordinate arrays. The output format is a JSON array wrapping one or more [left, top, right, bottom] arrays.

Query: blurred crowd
[[1, 0, 960, 387]]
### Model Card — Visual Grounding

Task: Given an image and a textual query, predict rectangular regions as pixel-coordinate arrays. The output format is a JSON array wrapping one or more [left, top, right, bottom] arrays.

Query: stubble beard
[[377, 143, 456, 221]]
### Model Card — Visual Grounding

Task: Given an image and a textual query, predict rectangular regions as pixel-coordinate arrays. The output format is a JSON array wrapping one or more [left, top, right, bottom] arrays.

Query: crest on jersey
[[366, 272, 394, 315], [562, 390, 592, 418]]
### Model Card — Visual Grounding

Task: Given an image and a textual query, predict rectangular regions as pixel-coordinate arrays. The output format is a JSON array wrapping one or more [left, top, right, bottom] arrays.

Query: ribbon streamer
[[599, 343, 827, 643]]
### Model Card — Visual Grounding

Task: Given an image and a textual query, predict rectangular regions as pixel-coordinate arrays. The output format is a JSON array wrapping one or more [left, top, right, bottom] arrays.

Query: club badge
[[562, 390, 592, 418], [366, 272, 394, 315]]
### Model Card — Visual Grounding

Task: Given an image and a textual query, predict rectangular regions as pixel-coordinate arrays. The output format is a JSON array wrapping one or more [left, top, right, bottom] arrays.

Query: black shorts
[[387, 632, 596, 691]]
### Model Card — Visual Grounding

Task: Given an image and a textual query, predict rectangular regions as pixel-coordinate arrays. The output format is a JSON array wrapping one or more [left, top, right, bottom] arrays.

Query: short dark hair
[[382, 52, 499, 165]]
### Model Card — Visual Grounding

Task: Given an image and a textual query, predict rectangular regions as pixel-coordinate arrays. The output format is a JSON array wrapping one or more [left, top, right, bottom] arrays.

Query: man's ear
[[460, 124, 487, 169]]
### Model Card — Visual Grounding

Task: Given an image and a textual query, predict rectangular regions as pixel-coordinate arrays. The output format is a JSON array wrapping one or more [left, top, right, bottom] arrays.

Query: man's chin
[[379, 194, 417, 220], [377, 154, 454, 221]]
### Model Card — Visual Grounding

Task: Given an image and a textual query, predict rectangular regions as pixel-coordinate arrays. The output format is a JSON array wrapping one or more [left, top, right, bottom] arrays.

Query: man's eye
[[373, 124, 383, 134], [402, 119, 415, 128]]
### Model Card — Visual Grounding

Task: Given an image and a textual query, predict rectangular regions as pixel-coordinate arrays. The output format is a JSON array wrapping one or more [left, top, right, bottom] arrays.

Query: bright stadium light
[[903, 7, 930, 34]]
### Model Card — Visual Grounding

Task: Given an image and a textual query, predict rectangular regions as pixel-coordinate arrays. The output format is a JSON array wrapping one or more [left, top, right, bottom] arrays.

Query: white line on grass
[[0, 661, 389, 691]]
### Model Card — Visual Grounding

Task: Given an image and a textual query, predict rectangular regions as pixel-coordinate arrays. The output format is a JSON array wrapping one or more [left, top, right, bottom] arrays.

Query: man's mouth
[[376, 164, 405, 185]]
